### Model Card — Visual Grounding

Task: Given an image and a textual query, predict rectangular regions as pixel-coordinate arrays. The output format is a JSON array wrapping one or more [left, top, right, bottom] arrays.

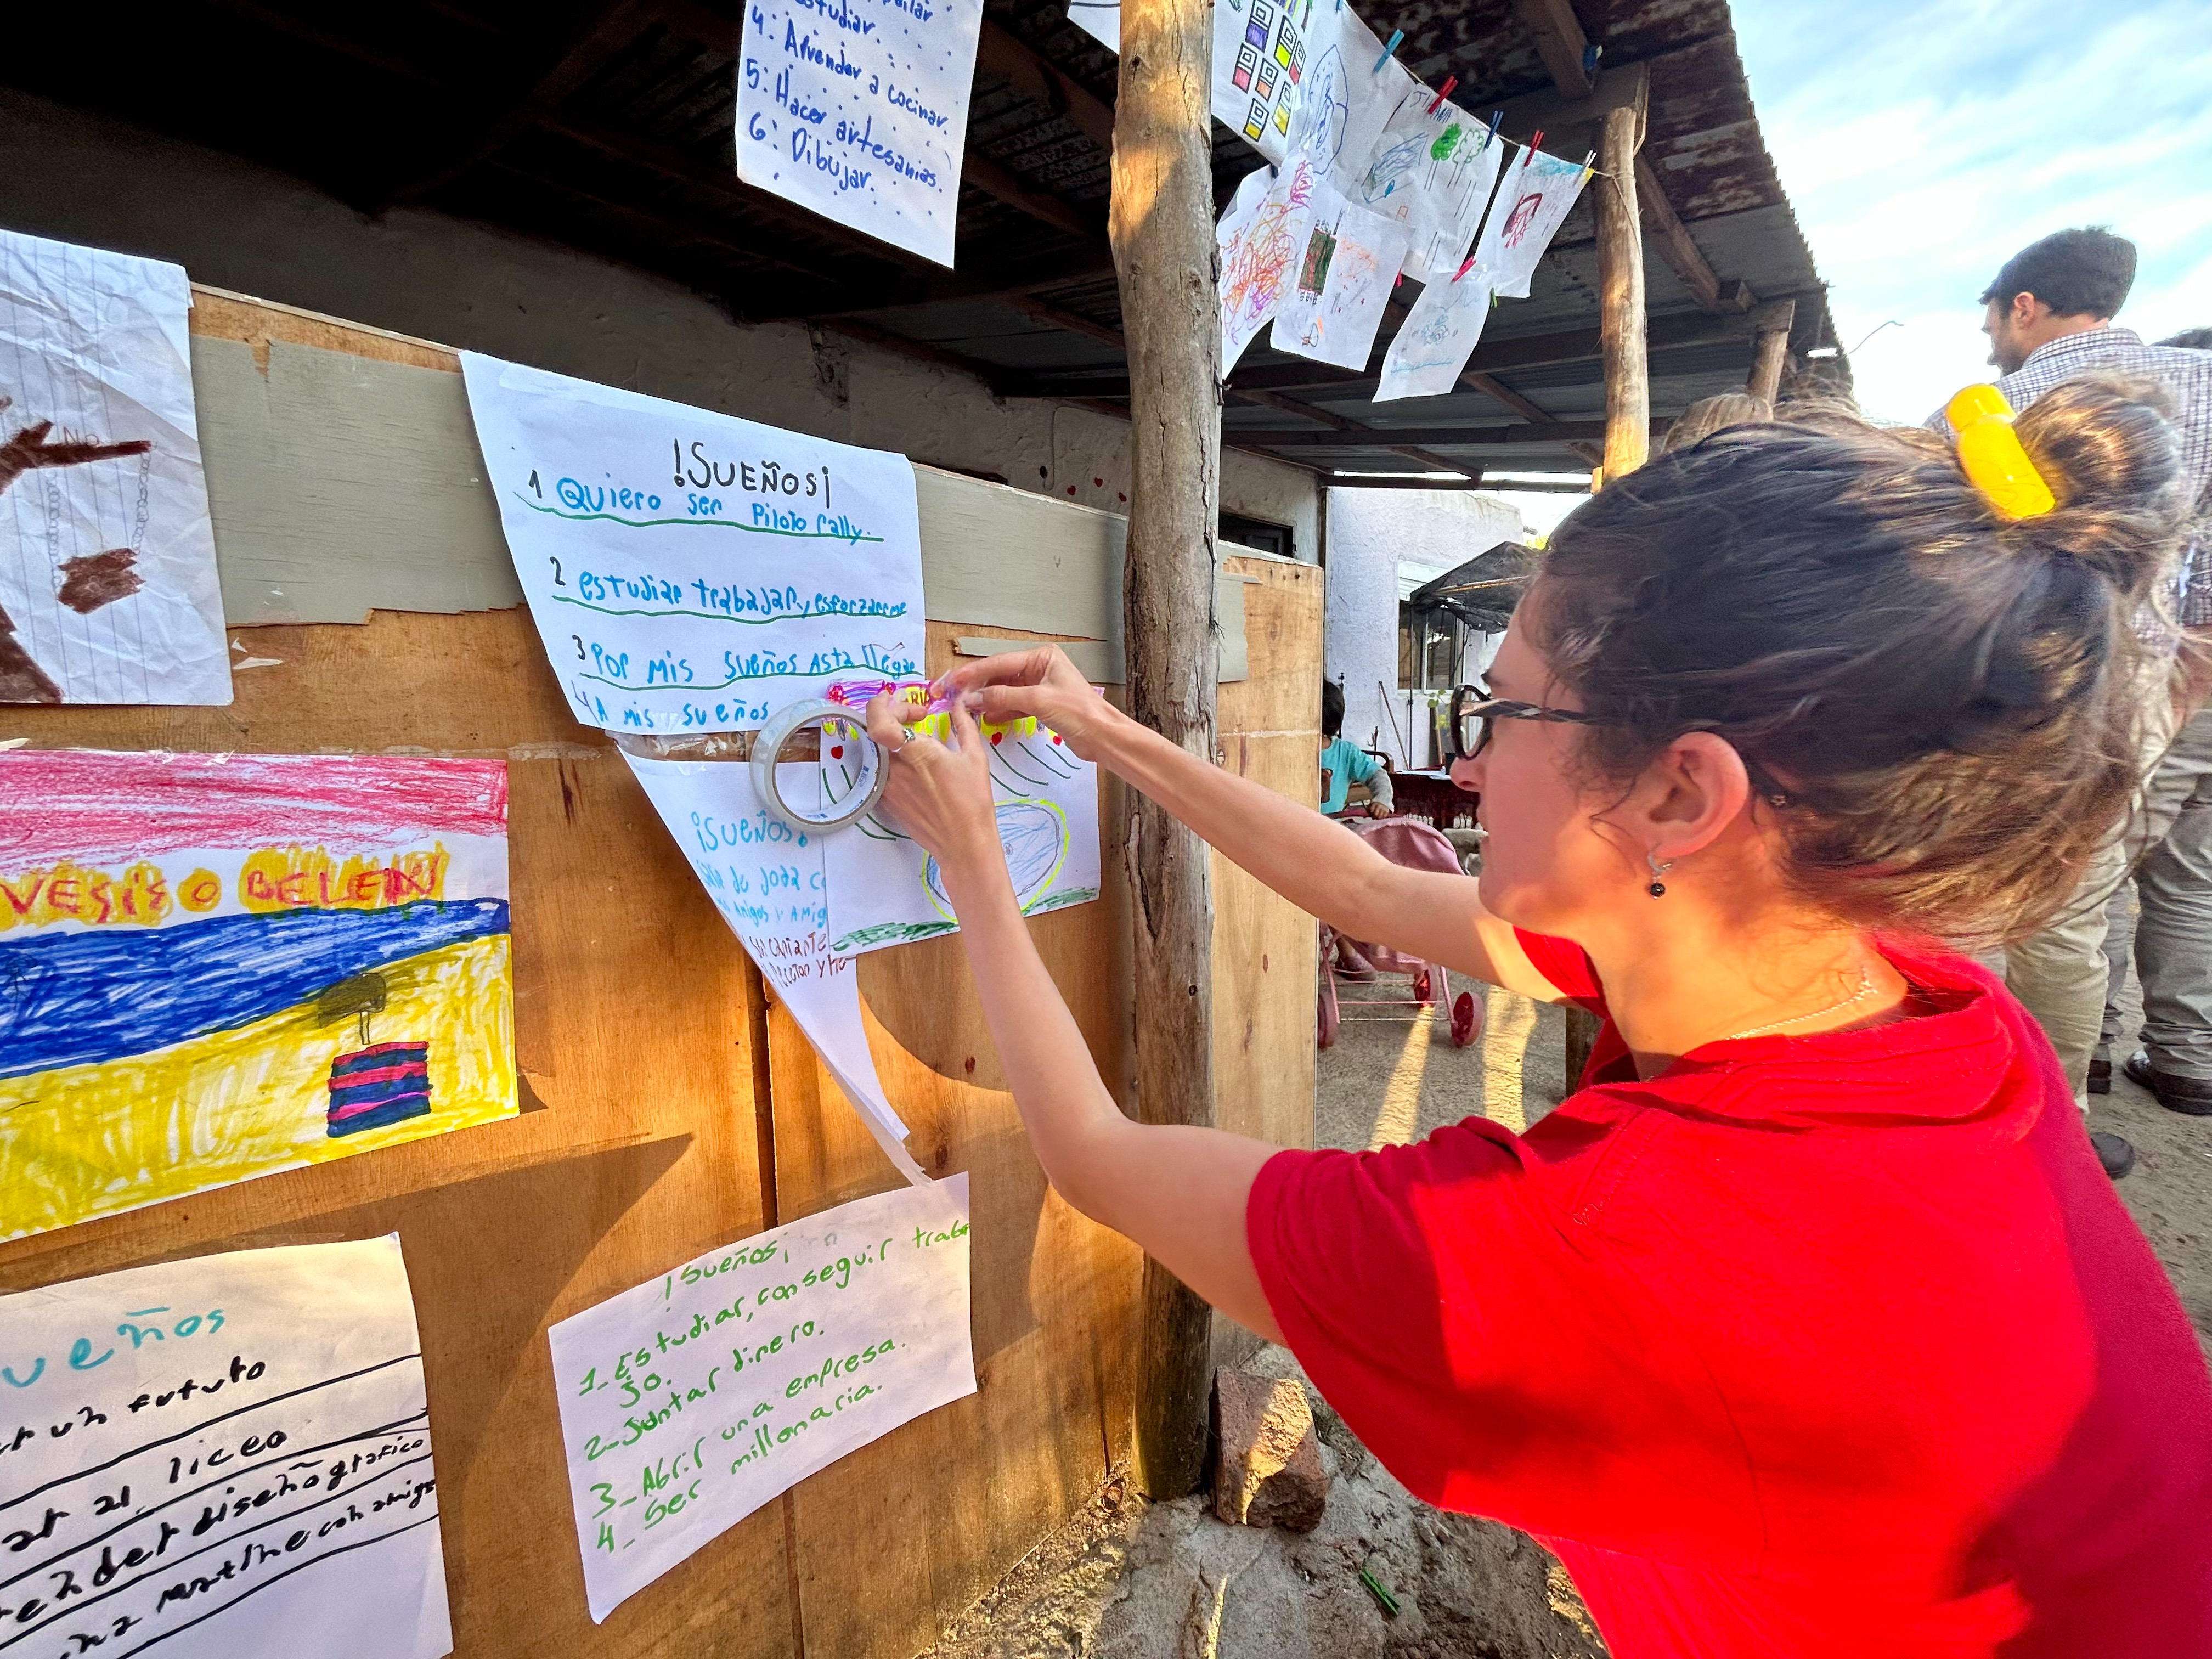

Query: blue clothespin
[[1373, 29, 1403, 72], [1582, 42, 1602, 77], [1482, 109, 1504, 150]]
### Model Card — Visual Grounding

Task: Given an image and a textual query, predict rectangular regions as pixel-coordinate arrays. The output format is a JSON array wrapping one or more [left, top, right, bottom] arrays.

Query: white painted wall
[[0, 88, 1318, 558], [1324, 487, 1525, 766]]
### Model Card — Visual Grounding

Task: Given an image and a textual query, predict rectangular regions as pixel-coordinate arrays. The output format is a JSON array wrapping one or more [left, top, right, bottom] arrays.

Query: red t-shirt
[[1248, 933, 2212, 1657]]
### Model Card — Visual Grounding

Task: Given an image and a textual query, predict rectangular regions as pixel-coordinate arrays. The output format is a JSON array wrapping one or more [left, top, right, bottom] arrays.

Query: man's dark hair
[[2160, 328, 2212, 351], [1322, 678, 1345, 738], [1980, 227, 2136, 318]]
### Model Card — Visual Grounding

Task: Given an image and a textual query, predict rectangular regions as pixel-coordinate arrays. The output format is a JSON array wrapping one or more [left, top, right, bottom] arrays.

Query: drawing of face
[[1501, 192, 1544, 246]]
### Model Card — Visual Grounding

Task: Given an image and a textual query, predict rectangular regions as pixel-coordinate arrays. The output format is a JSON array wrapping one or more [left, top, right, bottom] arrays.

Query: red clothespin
[[1521, 128, 1544, 166], [1427, 75, 1458, 114], [1452, 253, 1479, 284]]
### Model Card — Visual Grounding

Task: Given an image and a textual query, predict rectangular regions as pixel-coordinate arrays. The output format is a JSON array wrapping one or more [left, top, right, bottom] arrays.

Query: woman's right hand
[[933, 647, 1120, 762]]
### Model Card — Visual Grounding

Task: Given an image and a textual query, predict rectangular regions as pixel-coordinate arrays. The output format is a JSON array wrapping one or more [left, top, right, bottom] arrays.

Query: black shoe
[[2090, 1131, 2136, 1180], [2087, 1042, 2112, 1095], [2124, 1051, 2212, 1116]]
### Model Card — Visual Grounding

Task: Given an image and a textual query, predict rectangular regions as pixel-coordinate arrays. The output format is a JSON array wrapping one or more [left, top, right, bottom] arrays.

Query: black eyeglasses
[[1447, 682, 1618, 762]]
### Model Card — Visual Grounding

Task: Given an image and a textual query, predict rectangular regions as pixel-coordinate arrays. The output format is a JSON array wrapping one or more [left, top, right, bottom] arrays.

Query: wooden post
[[1566, 91, 1652, 1090], [1594, 100, 1649, 479], [1111, 0, 1221, 1499], [1746, 301, 1797, 404]]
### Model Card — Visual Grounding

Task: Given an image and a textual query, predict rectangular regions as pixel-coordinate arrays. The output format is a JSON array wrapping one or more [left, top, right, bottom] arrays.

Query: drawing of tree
[[0, 391, 153, 703]]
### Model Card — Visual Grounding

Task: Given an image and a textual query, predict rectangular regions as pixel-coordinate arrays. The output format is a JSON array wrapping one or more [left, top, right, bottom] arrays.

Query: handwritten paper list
[[0, 1238, 450, 1659], [460, 353, 926, 737], [735, 0, 988, 266], [549, 1178, 976, 1622]]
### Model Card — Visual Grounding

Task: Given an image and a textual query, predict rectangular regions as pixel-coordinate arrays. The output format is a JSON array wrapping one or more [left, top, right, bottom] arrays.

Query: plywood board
[[0, 607, 794, 1659]]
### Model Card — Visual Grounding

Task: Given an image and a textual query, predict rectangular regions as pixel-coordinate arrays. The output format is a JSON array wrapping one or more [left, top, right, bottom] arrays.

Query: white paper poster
[[0, 228, 229, 706], [825, 707, 1099, 954], [733, 0, 986, 267], [1212, 0, 1317, 163], [1288, 3, 1410, 197], [1358, 97, 1508, 279], [1218, 161, 1316, 374], [549, 1177, 976, 1622], [0, 1238, 451, 1659], [1376, 272, 1497, 401], [460, 353, 926, 736], [1271, 180, 1411, 371], [621, 752, 925, 1182], [1469, 149, 1590, 298]]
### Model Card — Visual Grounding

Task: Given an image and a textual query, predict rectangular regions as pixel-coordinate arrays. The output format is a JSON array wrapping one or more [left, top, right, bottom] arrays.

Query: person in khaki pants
[[1957, 232, 2212, 1178]]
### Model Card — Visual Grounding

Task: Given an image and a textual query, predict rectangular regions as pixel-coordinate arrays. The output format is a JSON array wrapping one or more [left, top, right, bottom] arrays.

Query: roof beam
[[1634, 156, 1750, 314], [1506, 0, 1596, 98], [387, 0, 654, 205], [1234, 420, 1625, 448], [975, 21, 1119, 155]]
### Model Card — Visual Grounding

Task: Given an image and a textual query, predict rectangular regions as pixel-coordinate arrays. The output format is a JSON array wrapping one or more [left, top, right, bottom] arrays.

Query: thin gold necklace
[[1721, 965, 1877, 1042]]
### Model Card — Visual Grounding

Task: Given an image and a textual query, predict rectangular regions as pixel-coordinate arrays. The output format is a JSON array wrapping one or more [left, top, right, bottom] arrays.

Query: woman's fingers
[[862, 690, 904, 752]]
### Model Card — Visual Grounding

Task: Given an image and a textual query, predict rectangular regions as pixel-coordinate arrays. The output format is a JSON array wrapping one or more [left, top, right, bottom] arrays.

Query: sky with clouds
[[1493, 0, 2212, 533]]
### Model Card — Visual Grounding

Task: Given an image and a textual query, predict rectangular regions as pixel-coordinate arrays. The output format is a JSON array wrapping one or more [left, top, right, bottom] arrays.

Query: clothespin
[[1452, 252, 1478, 284], [1373, 29, 1403, 72], [1522, 128, 1544, 166], [1482, 109, 1504, 150], [1578, 149, 1595, 183], [1426, 75, 1458, 114], [1582, 42, 1602, 77]]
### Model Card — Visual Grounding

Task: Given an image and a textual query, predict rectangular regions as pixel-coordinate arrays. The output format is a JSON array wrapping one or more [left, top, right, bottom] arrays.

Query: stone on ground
[[1211, 1368, 1328, 1531]]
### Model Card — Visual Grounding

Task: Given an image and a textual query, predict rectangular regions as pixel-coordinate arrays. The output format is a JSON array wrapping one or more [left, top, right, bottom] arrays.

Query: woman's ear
[[1632, 731, 1754, 860]]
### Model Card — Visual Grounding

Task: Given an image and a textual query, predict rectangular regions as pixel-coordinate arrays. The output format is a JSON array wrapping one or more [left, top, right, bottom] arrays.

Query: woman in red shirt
[[864, 379, 2212, 1656]]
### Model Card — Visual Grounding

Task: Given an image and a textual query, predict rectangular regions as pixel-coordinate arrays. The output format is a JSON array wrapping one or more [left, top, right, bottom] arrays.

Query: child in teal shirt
[[1321, 681, 1393, 817]]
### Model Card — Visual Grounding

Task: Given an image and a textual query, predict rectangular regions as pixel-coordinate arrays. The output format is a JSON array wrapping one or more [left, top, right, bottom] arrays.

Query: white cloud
[[1734, 0, 2212, 424]]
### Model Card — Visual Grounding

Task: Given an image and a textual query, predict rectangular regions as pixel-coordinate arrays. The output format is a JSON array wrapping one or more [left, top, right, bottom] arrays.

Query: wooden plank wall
[[0, 295, 1322, 1659]]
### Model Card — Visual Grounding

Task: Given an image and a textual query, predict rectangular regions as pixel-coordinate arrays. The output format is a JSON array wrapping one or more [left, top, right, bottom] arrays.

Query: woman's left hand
[[865, 691, 1003, 881]]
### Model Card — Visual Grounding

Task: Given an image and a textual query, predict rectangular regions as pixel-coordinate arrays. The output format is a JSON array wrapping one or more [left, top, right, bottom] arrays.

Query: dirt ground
[[916, 944, 2212, 1657]]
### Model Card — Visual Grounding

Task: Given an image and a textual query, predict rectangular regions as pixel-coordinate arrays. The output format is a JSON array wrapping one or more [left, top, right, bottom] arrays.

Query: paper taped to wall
[[0, 749, 516, 1240], [822, 696, 1100, 954], [0, 227, 230, 706], [0, 1236, 452, 1659], [621, 751, 925, 1182], [550, 1176, 977, 1622], [460, 353, 926, 737], [733, 0, 986, 267]]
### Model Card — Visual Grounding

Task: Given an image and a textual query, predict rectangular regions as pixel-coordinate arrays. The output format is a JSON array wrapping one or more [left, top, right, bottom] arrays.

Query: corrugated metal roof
[[1, 0, 1843, 475]]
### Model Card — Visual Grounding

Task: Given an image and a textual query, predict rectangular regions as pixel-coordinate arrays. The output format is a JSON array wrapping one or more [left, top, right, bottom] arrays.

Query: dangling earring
[[1646, 853, 1674, 898]]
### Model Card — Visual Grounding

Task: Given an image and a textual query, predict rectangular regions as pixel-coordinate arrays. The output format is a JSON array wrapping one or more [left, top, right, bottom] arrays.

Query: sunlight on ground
[[1480, 985, 1539, 1133], [1365, 1002, 1434, 1151]]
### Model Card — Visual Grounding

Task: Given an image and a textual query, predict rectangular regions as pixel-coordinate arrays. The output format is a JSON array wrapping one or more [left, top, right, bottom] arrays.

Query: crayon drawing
[[1467, 149, 1590, 298], [1218, 160, 1317, 373], [820, 679, 1101, 954], [1272, 180, 1412, 372], [1376, 272, 1498, 401], [0, 751, 515, 1239], [1357, 94, 1506, 278], [0, 228, 230, 705]]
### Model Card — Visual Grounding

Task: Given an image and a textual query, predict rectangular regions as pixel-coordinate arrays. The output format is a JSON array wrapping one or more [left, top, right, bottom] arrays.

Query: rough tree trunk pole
[[1110, 0, 1221, 1498], [1566, 95, 1652, 1087]]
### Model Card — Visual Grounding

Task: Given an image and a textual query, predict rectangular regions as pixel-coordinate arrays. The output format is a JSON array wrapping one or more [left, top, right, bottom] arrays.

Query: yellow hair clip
[[1945, 385, 2056, 520]]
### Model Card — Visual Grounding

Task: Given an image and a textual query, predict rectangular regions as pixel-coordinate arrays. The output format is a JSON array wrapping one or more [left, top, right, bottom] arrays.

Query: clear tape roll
[[750, 698, 891, 833]]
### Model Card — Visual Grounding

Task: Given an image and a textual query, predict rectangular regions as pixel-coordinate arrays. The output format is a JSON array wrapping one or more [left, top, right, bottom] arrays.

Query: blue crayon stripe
[[0, 901, 509, 1079], [328, 1095, 433, 1137]]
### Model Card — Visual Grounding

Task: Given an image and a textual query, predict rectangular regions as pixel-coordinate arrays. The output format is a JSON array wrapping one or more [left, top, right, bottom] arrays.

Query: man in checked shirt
[[1949, 228, 2212, 1176]]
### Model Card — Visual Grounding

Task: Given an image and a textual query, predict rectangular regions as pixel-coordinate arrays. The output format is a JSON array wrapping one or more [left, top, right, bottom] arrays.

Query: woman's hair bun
[[2011, 375, 2188, 603]]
